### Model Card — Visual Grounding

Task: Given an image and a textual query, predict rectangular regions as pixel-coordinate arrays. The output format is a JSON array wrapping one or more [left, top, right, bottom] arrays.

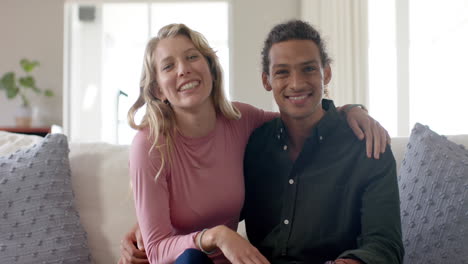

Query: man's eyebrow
[[272, 63, 289, 69], [301, 60, 319, 65], [272, 60, 319, 69]]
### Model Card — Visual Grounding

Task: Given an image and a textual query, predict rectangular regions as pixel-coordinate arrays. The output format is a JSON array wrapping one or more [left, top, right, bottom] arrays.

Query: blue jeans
[[175, 249, 215, 264]]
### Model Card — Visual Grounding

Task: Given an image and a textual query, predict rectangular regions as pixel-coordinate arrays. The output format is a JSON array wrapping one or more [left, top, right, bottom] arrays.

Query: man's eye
[[275, 70, 288, 75], [304, 66, 316, 72]]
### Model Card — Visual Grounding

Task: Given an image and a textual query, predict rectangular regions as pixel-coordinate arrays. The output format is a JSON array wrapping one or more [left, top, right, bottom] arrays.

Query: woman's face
[[154, 35, 214, 112]]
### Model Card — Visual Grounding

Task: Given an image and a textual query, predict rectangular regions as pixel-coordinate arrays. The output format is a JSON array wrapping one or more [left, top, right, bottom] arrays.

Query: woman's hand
[[118, 223, 149, 264], [344, 106, 390, 159], [199, 225, 270, 264], [335, 259, 363, 264]]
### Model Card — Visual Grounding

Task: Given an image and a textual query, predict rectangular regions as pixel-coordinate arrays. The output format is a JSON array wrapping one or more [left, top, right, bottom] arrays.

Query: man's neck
[[282, 107, 326, 161]]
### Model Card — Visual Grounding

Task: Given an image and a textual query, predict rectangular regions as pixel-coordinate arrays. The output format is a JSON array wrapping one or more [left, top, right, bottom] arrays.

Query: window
[[368, 0, 398, 136], [64, 1, 229, 144], [368, 0, 468, 136]]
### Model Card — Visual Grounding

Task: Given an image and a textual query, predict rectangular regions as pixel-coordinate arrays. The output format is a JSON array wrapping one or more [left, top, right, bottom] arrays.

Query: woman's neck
[[174, 100, 217, 138]]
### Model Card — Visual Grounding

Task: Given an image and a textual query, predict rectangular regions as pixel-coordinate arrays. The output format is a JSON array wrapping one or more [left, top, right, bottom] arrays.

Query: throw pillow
[[0, 131, 42, 156], [399, 123, 468, 263], [0, 134, 92, 263]]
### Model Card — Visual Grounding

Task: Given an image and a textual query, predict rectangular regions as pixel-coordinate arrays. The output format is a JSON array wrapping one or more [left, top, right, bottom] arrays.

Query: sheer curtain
[[301, 0, 369, 107]]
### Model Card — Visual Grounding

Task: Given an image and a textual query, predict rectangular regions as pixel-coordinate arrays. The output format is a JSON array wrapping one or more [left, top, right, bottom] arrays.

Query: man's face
[[263, 39, 331, 122]]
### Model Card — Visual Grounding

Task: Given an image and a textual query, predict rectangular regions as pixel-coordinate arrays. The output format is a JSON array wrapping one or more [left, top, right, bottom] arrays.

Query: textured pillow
[[0, 134, 92, 263], [0, 131, 43, 156], [399, 123, 468, 263]]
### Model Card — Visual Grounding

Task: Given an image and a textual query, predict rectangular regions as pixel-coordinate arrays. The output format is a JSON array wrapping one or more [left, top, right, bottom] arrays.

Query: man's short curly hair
[[261, 20, 332, 74]]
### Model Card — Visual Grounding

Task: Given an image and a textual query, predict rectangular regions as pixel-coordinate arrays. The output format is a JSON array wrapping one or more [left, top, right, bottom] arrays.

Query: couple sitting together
[[119, 19, 404, 264]]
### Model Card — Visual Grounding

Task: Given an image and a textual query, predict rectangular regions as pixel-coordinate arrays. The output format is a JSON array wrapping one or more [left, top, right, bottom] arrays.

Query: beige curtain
[[301, 0, 368, 107]]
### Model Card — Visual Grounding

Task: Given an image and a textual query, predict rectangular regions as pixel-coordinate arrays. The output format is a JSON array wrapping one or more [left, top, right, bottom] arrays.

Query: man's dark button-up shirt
[[243, 100, 404, 264]]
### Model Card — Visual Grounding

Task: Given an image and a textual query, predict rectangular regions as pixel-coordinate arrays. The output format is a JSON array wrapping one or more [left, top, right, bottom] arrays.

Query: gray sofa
[[1, 124, 467, 263]]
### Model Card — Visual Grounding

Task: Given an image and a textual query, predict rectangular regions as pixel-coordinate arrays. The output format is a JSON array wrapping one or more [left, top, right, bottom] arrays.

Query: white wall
[[0, 0, 64, 127], [0, 0, 300, 128], [230, 0, 300, 110]]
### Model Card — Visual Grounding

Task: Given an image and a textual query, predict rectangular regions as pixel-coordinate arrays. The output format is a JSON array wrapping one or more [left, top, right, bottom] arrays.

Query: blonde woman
[[124, 23, 388, 264]]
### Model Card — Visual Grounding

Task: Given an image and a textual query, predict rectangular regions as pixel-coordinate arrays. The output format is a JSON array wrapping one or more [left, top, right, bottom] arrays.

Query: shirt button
[[289, 179, 294, 184], [284, 219, 289, 225], [283, 145, 288, 151], [319, 136, 323, 141]]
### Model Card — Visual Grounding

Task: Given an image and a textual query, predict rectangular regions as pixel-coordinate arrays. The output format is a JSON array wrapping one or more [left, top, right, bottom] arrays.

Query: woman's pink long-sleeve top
[[130, 102, 276, 264]]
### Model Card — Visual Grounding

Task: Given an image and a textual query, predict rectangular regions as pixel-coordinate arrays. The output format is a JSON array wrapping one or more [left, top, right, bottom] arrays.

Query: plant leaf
[[1, 72, 19, 99], [6, 86, 19, 99], [1, 72, 16, 89], [0, 73, 5, 90], [20, 58, 40, 73], [19, 76, 36, 88], [44, 90, 54, 97]]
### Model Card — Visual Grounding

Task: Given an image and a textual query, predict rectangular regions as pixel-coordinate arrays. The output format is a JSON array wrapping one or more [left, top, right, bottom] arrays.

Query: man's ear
[[262, 72, 272, 91], [323, 64, 332, 85]]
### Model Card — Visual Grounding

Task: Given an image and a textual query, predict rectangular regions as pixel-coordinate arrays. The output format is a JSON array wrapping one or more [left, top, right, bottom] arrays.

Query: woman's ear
[[153, 85, 167, 101], [262, 72, 272, 91]]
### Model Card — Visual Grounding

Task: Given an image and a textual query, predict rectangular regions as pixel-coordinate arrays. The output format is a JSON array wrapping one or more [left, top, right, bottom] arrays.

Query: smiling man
[[242, 20, 404, 264]]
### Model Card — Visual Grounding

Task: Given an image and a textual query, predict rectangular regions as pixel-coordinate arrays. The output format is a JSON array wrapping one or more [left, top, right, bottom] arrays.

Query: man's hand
[[118, 223, 148, 264], [345, 106, 390, 159]]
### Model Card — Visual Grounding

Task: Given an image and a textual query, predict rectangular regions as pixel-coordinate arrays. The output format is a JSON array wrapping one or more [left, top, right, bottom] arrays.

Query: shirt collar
[[274, 99, 342, 144]]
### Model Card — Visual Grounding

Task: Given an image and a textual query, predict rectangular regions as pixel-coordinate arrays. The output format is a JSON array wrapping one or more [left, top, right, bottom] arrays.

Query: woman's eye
[[188, 55, 198, 60], [162, 64, 172, 71]]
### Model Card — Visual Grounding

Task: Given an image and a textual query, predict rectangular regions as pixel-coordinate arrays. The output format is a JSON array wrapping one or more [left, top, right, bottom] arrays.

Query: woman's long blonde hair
[[128, 23, 241, 179]]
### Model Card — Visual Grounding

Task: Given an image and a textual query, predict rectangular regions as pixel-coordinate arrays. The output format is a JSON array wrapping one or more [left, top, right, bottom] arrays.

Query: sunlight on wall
[[368, 0, 398, 136], [369, 0, 468, 136], [409, 0, 468, 135], [82, 84, 98, 111]]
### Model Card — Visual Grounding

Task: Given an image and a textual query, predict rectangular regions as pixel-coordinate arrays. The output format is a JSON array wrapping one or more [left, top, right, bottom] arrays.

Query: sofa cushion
[[0, 134, 92, 263], [398, 123, 468, 263], [69, 142, 136, 264]]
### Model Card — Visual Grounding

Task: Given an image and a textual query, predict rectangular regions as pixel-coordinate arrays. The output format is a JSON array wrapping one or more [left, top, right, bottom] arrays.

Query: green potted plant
[[0, 58, 54, 127]]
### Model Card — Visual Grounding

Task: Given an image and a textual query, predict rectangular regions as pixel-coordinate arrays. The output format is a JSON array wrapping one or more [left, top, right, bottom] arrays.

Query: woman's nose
[[177, 61, 192, 77]]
